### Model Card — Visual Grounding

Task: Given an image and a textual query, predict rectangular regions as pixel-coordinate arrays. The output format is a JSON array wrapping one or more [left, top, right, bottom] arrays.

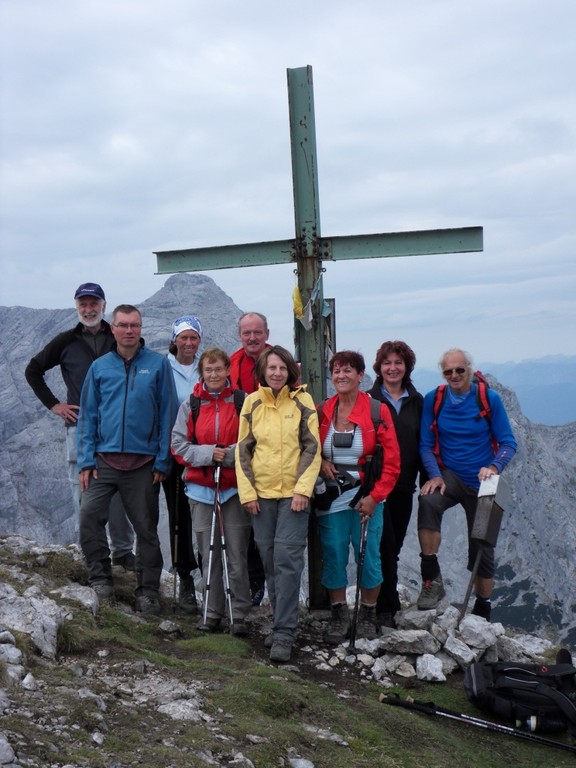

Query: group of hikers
[[25, 282, 517, 664]]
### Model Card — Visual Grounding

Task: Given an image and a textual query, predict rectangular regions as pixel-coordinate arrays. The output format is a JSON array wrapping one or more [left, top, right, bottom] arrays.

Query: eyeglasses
[[113, 322, 142, 331], [203, 366, 227, 375], [443, 367, 466, 377]]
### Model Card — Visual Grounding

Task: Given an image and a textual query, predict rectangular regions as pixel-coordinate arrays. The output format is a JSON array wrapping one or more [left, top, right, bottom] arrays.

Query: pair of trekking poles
[[173, 463, 234, 630]]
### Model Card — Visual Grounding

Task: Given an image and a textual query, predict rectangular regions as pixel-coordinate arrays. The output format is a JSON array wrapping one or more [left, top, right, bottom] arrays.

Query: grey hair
[[237, 312, 268, 334], [438, 347, 474, 372]]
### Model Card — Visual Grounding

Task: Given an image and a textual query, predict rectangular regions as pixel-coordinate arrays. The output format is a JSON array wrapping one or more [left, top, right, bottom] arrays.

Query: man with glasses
[[416, 348, 517, 619], [25, 283, 135, 567], [77, 304, 177, 614]]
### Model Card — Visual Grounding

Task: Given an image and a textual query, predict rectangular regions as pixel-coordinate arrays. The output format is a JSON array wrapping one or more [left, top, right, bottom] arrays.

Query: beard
[[78, 309, 104, 328]]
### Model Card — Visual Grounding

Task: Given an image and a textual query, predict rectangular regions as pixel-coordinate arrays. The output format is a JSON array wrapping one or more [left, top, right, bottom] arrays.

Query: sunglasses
[[443, 367, 467, 377]]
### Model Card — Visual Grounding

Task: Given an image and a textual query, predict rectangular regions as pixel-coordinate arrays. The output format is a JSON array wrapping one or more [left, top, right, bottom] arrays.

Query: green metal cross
[[155, 65, 482, 609], [155, 65, 482, 405]]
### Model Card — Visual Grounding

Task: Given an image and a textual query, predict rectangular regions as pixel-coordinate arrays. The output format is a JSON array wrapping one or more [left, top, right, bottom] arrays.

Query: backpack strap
[[189, 394, 201, 422], [431, 385, 448, 464], [233, 388, 246, 416], [532, 683, 576, 735], [319, 396, 385, 433], [369, 396, 387, 432], [474, 377, 499, 454]]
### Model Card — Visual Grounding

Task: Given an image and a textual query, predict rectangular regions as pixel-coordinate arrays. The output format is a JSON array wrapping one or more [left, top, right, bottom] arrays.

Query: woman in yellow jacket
[[235, 345, 321, 663]]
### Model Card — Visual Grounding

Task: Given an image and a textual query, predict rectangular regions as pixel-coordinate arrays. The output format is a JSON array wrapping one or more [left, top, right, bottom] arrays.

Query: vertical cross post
[[287, 66, 326, 403]]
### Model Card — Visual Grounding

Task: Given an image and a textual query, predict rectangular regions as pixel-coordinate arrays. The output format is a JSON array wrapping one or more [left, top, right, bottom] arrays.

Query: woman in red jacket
[[317, 351, 401, 645], [171, 347, 251, 636]]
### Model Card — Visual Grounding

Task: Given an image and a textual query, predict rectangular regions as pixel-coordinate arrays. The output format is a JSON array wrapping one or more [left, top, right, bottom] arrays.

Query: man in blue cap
[[25, 282, 135, 567]]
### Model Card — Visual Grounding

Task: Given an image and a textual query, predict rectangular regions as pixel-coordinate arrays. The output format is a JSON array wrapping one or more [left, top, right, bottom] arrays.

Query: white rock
[[416, 654, 446, 681], [444, 634, 476, 667], [458, 615, 505, 650], [394, 661, 417, 678], [0, 732, 16, 764], [378, 629, 441, 655], [396, 609, 435, 631], [158, 699, 204, 721], [0, 644, 22, 665], [21, 673, 37, 691], [50, 584, 99, 615]]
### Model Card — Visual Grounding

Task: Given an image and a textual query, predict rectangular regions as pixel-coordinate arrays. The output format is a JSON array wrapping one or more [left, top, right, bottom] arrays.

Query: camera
[[332, 430, 354, 449]]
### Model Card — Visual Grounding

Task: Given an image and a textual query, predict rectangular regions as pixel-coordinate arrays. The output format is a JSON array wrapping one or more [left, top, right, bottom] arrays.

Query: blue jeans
[[79, 458, 163, 594], [251, 497, 310, 643], [67, 426, 134, 557]]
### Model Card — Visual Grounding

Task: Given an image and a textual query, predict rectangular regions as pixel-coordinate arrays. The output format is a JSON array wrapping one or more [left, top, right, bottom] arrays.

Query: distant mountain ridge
[[1, 273, 575, 644]]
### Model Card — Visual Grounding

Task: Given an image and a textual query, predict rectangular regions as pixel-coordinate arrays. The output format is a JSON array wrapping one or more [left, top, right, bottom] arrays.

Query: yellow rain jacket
[[235, 384, 321, 504]]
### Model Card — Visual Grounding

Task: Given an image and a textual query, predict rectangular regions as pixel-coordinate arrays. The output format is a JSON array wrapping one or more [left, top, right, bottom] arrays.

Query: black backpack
[[464, 655, 576, 735]]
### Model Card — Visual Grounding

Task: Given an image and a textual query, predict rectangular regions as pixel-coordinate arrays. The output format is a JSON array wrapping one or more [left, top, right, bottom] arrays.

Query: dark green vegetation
[[1, 545, 575, 767]]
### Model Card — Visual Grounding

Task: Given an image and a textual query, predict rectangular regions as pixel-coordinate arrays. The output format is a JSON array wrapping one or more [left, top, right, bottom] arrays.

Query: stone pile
[[302, 601, 556, 687]]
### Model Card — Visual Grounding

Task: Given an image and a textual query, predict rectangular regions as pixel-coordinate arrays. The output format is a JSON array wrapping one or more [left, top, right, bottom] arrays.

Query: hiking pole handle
[[379, 694, 437, 716]]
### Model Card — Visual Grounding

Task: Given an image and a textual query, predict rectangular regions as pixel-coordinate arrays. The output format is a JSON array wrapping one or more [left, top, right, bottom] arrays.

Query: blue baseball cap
[[74, 282, 105, 301]]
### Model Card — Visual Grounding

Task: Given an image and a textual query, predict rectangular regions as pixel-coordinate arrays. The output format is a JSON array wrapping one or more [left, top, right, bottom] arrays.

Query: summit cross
[[155, 65, 482, 609], [154, 65, 483, 405]]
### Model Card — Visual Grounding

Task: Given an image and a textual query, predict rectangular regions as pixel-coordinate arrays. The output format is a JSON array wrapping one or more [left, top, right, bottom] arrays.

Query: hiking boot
[[112, 551, 137, 572], [376, 611, 397, 630], [417, 575, 446, 610], [178, 576, 198, 615], [196, 617, 222, 632], [264, 633, 274, 648], [471, 597, 492, 621], [230, 620, 248, 637], [92, 581, 116, 606], [270, 639, 292, 663], [356, 604, 379, 640], [325, 602, 351, 645], [135, 593, 161, 615], [250, 583, 265, 606]]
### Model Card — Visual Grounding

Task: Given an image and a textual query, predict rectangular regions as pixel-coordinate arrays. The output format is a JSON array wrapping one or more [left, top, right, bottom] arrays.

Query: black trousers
[[162, 462, 199, 578], [376, 488, 414, 615]]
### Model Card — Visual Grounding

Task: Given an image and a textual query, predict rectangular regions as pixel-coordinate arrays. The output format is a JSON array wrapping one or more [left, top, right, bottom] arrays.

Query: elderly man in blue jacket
[[77, 304, 177, 614]]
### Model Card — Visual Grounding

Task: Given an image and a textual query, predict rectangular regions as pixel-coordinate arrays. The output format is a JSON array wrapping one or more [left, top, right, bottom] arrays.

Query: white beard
[[78, 309, 104, 328]]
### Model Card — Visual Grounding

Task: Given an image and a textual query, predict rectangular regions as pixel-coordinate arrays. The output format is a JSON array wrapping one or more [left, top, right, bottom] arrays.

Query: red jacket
[[171, 382, 240, 491], [228, 345, 271, 393], [318, 391, 401, 503]]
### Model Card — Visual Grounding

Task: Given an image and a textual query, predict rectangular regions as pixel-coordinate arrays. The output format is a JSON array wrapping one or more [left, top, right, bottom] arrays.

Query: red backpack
[[431, 371, 498, 464]]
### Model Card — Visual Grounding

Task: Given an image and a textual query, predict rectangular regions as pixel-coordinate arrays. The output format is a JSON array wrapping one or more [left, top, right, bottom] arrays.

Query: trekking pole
[[172, 472, 181, 614], [202, 481, 219, 627], [213, 463, 234, 630], [379, 694, 576, 755], [348, 518, 368, 651]]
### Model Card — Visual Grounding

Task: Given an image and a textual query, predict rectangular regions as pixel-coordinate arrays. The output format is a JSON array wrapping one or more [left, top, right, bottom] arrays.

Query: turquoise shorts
[[317, 503, 384, 591]]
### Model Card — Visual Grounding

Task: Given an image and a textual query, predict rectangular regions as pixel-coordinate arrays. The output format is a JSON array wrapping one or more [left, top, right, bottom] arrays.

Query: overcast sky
[[1, 1, 574, 369]]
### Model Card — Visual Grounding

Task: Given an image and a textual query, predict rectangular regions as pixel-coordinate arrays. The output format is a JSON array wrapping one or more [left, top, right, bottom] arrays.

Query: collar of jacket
[[193, 381, 235, 401], [258, 384, 307, 403]]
